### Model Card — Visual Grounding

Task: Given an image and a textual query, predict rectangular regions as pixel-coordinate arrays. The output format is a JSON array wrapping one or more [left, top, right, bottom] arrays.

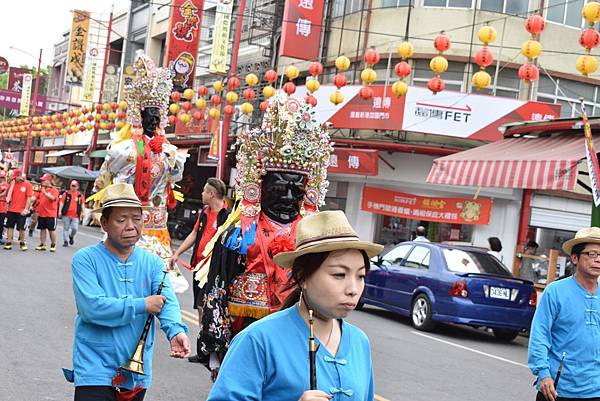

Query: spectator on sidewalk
[[519, 240, 540, 283], [35, 173, 59, 252], [0, 170, 8, 244], [59, 180, 84, 247], [488, 237, 504, 263], [3, 170, 34, 251], [414, 225, 430, 242]]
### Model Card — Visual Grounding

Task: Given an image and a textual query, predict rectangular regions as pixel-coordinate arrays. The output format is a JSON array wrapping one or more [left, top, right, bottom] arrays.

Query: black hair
[[572, 243, 586, 257], [101, 207, 113, 221], [416, 226, 427, 237], [206, 177, 226, 199], [488, 237, 502, 252], [525, 240, 539, 250]]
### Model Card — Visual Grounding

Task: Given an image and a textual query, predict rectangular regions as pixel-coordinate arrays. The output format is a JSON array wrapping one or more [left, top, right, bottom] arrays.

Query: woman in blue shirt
[[207, 210, 383, 401]]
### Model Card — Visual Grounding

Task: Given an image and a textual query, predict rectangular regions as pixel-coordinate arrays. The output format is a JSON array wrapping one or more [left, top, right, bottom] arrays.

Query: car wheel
[[492, 328, 519, 342], [412, 294, 435, 331]]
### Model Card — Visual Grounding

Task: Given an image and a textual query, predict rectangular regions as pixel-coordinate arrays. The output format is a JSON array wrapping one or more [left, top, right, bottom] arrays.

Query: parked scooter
[[173, 207, 198, 240]]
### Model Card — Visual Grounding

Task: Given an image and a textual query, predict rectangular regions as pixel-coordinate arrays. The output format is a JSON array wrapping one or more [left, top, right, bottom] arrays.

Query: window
[[404, 246, 431, 269], [546, 0, 584, 28], [379, 244, 412, 266], [380, 0, 410, 8], [443, 248, 511, 275], [424, 0, 472, 6], [480, 0, 528, 15]]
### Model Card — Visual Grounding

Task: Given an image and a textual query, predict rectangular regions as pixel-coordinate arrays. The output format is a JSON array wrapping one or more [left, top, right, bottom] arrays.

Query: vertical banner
[[102, 64, 118, 102], [581, 101, 600, 206], [8, 67, 30, 92], [208, 121, 220, 160], [279, 0, 325, 61], [19, 74, 32, 116], [164, 0, 204, 91], [83, 48, 98, 101], [66, 10, 90, 86], [118, 64, 135, 101], [209, 0, 234, 74]]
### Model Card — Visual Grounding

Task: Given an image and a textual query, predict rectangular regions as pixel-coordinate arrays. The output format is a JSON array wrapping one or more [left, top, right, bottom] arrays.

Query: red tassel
[[115, 384, 144, 401], [167, 185, 177, 210]]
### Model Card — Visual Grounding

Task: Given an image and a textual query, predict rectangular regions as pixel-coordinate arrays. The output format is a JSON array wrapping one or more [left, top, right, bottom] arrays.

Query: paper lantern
[[308, 62, 323, 76], [392, 81, 408, 97], [245, 73, 259, 87], [364, 48, 381, 66], [168, 115, 177, 125], [118, 101, 128, 110], [579, 28, 600, 50], [283, 82, 296, 95], [224, 104, 235, 115], [193, 111, 203, 121], [260, 101, 270, 112], [360, 68, 377, 84], [306, 79, 320, 93], [102, 103, 111, 112], [169, 103, 180, 114], [225, 91, 239, 103], [333, 73, 348, 89], [428, 76, 445, 94], [397, 41, 414, 59], [330, 91, 344, 105], [576, 55, 599, 76], [478, 25, 497, 45], [211, 95, 222, 105], [264, 69, 277, 83], [263, 85, 276, 98], [195, 98, 207, 109], [335, 56, 351, 71], [518, 63, 540, 81], [242, 88, 256, 101], [183, 88, 194, 100], [305, 95, 318, 107], [525, 14, 545, 35], [521, 40, 542, 60], [182, 101, 192, 111], [285, 65, 300, 80], [394, 61, 411, 78], [213, 81, 224, 93], [359, 86, 374, 100], [197, 86, 208, 97], [474, 47, 494, 68], [210, 107, 221, 118], [241, 102, 254, 114], [430, 56, 448, 74], [434, 32, 451, 53], [472, 70, 492, 89], [582, 1, 600, 24]]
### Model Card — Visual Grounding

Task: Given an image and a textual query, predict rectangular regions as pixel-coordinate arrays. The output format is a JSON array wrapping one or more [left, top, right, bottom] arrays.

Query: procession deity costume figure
[[195, 95, 333, 374], [92, 51, 186, 265]]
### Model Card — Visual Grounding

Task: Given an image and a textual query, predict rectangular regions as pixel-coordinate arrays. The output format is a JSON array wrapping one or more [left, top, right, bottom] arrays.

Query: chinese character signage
[[66, 10, 90, 86], [8, 67, 30, 92], [19, 74, 32, 116], [280, 0, 325, 61], [361, 186, 493, 225], [209, 0, 234, 74], [102, 64, 119, 102], [208, 122, 220, 160], [118, 64, 135, 101], [328, 148, 378, 176], [0, 89, 46, 112], [164, 0, 203, 91], [83, 48, 98, 101]]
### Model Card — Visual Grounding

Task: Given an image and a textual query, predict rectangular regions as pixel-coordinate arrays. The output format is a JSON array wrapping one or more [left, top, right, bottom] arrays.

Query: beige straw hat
[[92, 183, 145, 213], [273, 210, 384, 268], [562, 227, 600, 254]]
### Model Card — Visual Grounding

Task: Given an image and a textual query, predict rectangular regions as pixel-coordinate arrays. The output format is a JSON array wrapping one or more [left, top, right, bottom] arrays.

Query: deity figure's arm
[[94, 140, 137, 192], [162, 142, 186, 184]]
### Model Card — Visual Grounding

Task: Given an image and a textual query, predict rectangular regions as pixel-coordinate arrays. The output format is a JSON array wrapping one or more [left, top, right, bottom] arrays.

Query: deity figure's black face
[[261, 172, 306, 224], [141, 107, 161, 137]]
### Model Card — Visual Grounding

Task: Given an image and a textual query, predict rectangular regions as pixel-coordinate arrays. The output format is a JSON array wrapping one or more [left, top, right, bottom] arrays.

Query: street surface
[[2, 224, 536, 401]]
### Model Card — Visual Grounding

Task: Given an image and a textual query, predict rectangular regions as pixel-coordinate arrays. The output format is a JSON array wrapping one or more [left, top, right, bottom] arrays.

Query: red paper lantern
[[171, 91, 182, 102], [243, 88, 256, 100], [111, 102, 118, 110], [474, 47, 494, 68], [211, 95, 222, 105], [518, 63, 539, 81], [305, 95, 318, 107], [168, 115, 177, 125], [264, 69, 278, 83], [283, 82, 296, 95], [182, 101, 192, 111], [81, 107, 89, 115], [108, 122, 116, 130], [364, 48, 381, 65], [579, 28, 600, 50], [308, 62, 324, 76], [433, 32, 451, 53], [86, 114, 94, 122], [193, 111, 203, 120], [394, 61, 411, 78], [260, 101, 270, 112], [224, 104, 235, 115], [95, 104, 103, 112], [427, 76, 445, 94], [525, 14, 545, 35], [359, 86, 374, 100], [332, 74, 348, 89], [197, 86, 208, 97], [227, 76, 240, 91], [100, 113, 109, 120]]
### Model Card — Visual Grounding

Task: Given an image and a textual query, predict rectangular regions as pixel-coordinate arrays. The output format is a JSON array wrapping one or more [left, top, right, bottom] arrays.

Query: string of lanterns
[[392, 41, 413, 97], [428, 31, 451, 94], [359, 48, 380, 100], [518, 14, 544, 82], [576, 1, 600, 77], [472, 24, 496, 90]]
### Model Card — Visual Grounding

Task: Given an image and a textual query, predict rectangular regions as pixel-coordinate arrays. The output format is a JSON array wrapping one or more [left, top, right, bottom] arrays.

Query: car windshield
[[442, 248, 511, 276]]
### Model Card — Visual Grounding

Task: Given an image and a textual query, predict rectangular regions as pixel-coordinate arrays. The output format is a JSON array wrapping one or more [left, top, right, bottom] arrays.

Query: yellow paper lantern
[[169, 103, 180, 114], [582, 1, 600, 24], [195, 98, 207, 109], [245, 73, 259, 86], [209, 107, 220, 119], [392, 80, 408, 97], [263, 85, 276, 98], [335, 56, 351, 71], [213, 80, 224, 93], [306, 79, 320, 93], [576, 54, 599, 76], [472, 70, 492, 89], [430, 56, 448, 74], [108, 112, 117, 120], [285, 65, 300, 80], [521, 40, 542, 60], [226, 91, 239, 103], [118, 101, 128, 110], [102, 103, 111, 112], [478, 25, 497, 45], [100, 122, 108, 130], [179, 113, 192, 124], [397, 41, 414, 59], [330, 90, 344, 105], [241, 102, 254, 114], [116, 121, 125, 129], [183, 88, 195, 100], [360, 68, 377, 84]]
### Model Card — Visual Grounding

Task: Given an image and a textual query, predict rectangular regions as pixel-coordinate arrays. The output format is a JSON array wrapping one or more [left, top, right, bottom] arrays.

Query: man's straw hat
[[562, 227, 600, 254], [92, 183, 145, 213], [274, 210, 384, 268]]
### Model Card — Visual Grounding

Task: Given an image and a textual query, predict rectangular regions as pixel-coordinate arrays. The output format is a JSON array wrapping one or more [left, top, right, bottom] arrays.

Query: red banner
[[280, 0, 325, 61], [328, 148, 378, 176], [164, 0, 203, 92], [8, 67, 30, 93], [361, 186, 492, 225]]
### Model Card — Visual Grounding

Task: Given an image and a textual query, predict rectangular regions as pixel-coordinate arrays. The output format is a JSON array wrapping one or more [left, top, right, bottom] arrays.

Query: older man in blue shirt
[[528, 227, 600, 401]]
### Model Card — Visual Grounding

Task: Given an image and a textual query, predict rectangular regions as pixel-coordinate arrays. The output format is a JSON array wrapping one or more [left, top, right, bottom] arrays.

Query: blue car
[[359, 241, 537, 342]]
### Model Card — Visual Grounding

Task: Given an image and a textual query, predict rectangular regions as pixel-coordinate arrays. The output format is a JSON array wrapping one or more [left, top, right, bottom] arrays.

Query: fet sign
[[280, 0, 325, 61], [0, 57, 8, 74], [328, 148, 378, 176]]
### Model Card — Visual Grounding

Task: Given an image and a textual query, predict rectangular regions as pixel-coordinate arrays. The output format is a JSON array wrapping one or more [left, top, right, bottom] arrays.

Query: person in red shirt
[[0, 170, 8, 244], [169, 177, 230, 362], [35, 173, 59, 252], [4, 169, 34, 251], [59, 180, 84, 247]]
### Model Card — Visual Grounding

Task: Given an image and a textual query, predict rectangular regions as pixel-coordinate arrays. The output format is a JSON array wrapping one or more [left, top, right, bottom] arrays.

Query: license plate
[[490, 286, 510, 300]]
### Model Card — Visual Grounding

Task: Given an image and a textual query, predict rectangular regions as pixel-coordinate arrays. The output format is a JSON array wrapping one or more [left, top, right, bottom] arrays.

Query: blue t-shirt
[[208, 305, 374, 401]]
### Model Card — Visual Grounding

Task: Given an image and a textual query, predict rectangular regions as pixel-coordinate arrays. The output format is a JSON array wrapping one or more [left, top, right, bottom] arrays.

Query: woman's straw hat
[[562, 227, 600, 254], [274, 210, 384, 268]]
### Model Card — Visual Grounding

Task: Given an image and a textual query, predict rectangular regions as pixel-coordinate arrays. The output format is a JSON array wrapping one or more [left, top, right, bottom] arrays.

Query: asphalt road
[[1, 224, 536, 401]]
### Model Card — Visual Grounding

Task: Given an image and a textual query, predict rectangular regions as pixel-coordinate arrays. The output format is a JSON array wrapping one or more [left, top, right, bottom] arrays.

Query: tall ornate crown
[[124, 51, 173, 128], [235, 95, 333, 219]]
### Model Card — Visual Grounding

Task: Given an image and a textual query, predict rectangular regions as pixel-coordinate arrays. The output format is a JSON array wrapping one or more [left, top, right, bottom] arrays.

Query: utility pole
[[23, 48, 43, 176]]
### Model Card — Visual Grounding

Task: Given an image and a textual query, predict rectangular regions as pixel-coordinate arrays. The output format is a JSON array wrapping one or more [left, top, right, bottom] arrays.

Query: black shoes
[[188, 354, 202, 363], [69, 235, 74, 245], [63, 241, 69, 247]]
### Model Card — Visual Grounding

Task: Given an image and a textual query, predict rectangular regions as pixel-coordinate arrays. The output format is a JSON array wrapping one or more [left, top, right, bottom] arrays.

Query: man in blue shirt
[[66, 183, 191, 401], [528, 227, 600, 401]]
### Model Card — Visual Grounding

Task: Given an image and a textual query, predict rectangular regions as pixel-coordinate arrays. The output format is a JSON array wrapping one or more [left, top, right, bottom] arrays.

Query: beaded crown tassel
[[234, 95, 333, 248]]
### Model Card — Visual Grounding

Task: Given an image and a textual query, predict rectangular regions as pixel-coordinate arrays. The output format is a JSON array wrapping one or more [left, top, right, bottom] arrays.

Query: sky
[[0, 0, 130, 69]]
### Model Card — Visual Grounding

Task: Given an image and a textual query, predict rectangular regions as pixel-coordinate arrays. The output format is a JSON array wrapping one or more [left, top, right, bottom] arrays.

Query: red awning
[[426, 135, 600, 190]]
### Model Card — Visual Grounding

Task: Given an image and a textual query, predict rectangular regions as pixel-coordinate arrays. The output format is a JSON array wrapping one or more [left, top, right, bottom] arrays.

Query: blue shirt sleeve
[[72, 250, 145, 328], [208, 330, 266, 401], [154, 259, 189, 340], [528, 285, 557, 381]]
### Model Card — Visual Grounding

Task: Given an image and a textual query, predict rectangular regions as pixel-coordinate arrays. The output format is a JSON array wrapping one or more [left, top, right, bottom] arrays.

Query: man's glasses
[[581, 251, 600, 259]]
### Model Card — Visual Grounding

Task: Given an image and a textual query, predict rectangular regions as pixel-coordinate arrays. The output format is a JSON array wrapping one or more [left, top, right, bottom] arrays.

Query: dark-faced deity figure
[[260, 172, 306, 224]]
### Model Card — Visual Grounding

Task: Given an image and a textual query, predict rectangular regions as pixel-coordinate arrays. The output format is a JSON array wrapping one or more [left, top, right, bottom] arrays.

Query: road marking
[[181, 309, 198, 321], [182, 308, 390, 400], [411, 331, 528, 369]]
